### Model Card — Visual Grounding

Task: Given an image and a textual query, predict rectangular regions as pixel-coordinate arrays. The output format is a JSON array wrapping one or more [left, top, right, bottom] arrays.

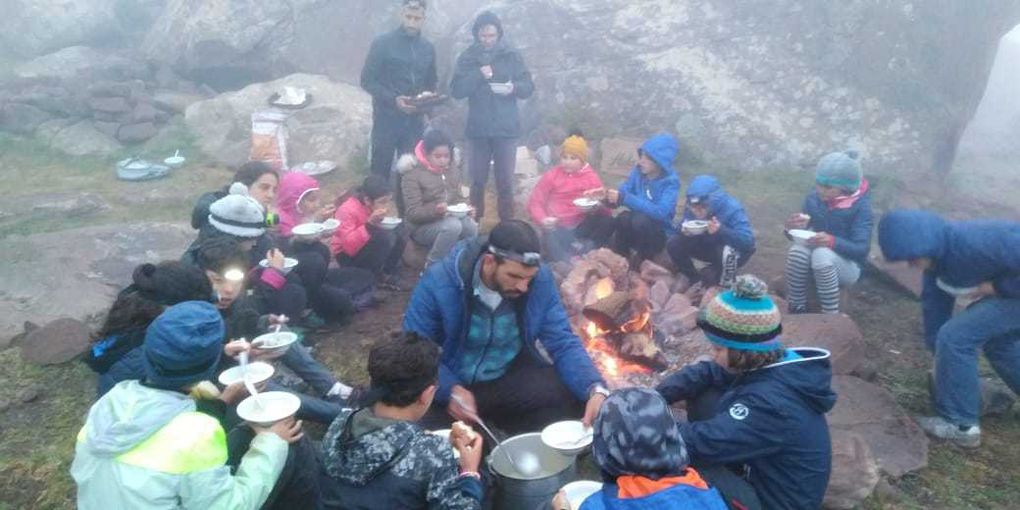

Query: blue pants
[[269, 345, 343, 424], [933, 297, 1020, 425]]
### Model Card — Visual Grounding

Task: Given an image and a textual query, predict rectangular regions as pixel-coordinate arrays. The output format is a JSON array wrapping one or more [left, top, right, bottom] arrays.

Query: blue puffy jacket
[[801, 184, 873, 263], [579, 477, 728, 510], [656, 348, 836, 510], [878, 209, 1020, 349], [403, 238, 604, 404], [681, 175, 756, 255], [618, 134, 681, 234]]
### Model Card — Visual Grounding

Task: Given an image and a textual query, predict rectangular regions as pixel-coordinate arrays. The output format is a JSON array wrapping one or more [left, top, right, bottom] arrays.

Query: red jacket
[[330, 196, 372, 257], [527, 164, 607, 228]]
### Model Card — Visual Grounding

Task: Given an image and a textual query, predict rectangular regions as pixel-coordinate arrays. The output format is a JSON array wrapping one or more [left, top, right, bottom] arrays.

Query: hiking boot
[[916, 415, 981, 449]]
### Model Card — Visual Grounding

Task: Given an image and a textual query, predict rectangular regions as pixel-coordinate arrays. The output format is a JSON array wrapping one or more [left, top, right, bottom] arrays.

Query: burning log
[[582, 291, 666, 372], [620, 333, 669, 371]]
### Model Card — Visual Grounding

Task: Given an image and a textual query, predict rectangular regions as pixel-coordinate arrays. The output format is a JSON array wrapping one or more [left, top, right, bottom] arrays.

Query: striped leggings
[[785, 244, 861, 314]]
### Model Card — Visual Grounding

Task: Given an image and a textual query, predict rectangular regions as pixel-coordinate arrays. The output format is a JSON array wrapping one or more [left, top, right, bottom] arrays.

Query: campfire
[[554, 249, 717, 387]]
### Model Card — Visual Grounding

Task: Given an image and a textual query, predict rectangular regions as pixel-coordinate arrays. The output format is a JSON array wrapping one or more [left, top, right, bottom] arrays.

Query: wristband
[[459, 470, 481, 480]]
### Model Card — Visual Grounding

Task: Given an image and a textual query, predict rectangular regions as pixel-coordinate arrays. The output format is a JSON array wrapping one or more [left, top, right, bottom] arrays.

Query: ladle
[[452, 394, 527, 475]]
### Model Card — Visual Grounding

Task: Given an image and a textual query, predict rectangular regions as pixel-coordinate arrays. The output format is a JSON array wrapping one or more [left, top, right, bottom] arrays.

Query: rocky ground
[[0, 132, 1018, 509]]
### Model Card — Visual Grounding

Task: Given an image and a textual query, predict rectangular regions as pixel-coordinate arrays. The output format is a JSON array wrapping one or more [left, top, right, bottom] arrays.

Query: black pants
[[469, 137, 517, 221], [370, 113, 422, 178], [667, 234, 752, 287], [289, 241, 375, 323], [686, 388, 763, 510], [612, 211, 667, 261], [421, 354, 584, 437], [337, 225, 406, 277], [254, 274, 308, 320], [227, 427, 322, 510], [576, 214, 617, 249]]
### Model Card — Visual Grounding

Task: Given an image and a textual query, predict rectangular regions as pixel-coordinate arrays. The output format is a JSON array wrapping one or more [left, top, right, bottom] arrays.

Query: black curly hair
[[368, 332, 439, 407]]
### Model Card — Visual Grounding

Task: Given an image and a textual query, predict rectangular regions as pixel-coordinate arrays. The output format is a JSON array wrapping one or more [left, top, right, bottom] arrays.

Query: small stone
[[117, 122, 158, 143], [17, 386, 42, 404], [19, 317, 91, 365]]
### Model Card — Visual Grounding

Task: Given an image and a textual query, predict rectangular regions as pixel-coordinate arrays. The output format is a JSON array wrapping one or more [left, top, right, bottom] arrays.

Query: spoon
[[452, 394, 525, 474], [238, 350, 263, 409], [173, 149, 180, 158]]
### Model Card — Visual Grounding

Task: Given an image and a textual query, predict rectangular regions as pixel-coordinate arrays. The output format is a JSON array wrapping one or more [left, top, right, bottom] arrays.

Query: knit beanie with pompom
[[698, 275, 783, 352], [208, 182, 267, 238], [815, 150, 863, 192]]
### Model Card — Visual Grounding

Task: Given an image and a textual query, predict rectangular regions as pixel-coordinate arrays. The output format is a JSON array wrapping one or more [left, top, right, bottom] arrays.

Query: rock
[[823, 430, 880, 510], [868, 256, 923, 298], [648, 281, 671, 311], [152, 90, 206, 114], [0, 192, 109, 225], [828, 375, 929, 479], [45, 121, 122, 156], [117, 122, 158, 143], [92, 120, 121, 139], [0, 223, 195, 345], [89, 81, 134, 98], [639, 260, 673, 285], [185, 73, 371, 167], [598, 137, 643, 178], [783, 314, 866, 376], [662, 328, 715, 365], [90, 96, 133, 114], [402, 241, 429, 272], [655, 294, 698, 337], [980, 377, 1017, 417], [16, 386, 43, 404], [18, 318, 90, 365], [670, 273, 692, 295], [13, 46, 144, 81], [0, 103, 51, 134]]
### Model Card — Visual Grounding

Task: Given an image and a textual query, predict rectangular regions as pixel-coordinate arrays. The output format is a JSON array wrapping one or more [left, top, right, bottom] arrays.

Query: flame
[[581, 319, 652, 382]]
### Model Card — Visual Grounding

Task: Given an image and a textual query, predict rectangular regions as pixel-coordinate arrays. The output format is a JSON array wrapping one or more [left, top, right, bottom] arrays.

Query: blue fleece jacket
[[801, 187, 873, 263], [879, 209, 1020, 348], [618, 134, 681, 233], [403, 238, 604, 404], [656, 348, 836, 510], [681, 175, 756, 255]]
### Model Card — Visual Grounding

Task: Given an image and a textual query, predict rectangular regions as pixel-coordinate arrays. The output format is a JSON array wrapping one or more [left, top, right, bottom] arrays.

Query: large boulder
[[12, 46, 147, 82], [823, 429, 881, 510], [828, 375, 929, 479], [0, 1, 163, 58], [184, 73, 371, 167], [39, 120, 123, 156], [783, 313, 866, 376], [0, 223, 195, 345]]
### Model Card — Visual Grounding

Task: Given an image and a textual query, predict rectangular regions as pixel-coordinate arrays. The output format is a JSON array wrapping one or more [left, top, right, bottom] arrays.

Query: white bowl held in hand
[[787, 229, 816, 246], [429, 429, 461, 459], [541, 420, 593, 456], [379, 217, 403, 230], [292, 223, 325, 238], [218, 361, 275, 386], [447, 203, 472, 218], [259, 257, 299, 275], [252, 331, 299, 353], [682, 220, 710, 235], [489, 82, 514, 95], [236, 391, 300, 426], [562, 480, 604, 509], [320, 218, 341, 233], [572, 197, 600, 212]]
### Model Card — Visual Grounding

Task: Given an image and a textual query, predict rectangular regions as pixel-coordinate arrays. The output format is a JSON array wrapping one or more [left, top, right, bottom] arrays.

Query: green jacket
[[71, 380, 288, 510]]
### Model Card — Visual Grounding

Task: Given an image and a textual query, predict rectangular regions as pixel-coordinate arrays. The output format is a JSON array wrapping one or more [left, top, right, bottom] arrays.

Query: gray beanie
[[592, 388, 689, 480], [815, 150, 862, 192], [208, 183, 266, 238]]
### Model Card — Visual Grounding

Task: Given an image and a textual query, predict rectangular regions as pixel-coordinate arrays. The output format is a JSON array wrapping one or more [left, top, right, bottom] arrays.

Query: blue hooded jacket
[[681, 175, 756, 255], [618, 134, 681, 233], [879, 209, 1020, 348], [801, 184, 873, 263], [403, 238, 604, 404], [657, 348, 836, 510]]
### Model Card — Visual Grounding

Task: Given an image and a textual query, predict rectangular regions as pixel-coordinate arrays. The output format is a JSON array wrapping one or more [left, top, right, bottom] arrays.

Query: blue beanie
[[143, 301, 225, 390], [593, 388, 689, 480], [815, 150, 862, 191], [878, 209, 948, 262]]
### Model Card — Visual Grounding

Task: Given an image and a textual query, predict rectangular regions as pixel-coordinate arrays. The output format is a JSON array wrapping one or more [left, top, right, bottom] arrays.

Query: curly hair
[[368, 332, 439, 407], [727, 348, 785, 372]]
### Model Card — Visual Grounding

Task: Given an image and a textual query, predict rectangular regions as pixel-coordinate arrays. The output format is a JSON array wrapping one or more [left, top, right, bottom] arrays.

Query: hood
[[78, 381, 195, 457], [639, 134, 680, 176], [879, 209, 948, 262], [686, 175, 724, 211], [277, 172, 320, 234], [321, 408, 420, 485], [441, 236, 487, 290], [396, 153, 419, 174], [760, 348, 837, 414]]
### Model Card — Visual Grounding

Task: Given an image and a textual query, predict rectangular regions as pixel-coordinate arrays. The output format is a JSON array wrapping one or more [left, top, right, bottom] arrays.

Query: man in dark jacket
[[450, 11, 535, 221], [403, 220, 607, 434], [879, 209, 1020, 448], [657, 275, 836, 510], [361, 0, 438, 179], [667, 175, 755, 288]]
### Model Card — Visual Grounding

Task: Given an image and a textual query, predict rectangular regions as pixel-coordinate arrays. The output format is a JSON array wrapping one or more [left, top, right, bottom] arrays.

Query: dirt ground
[[0, 134, 1018, 509]]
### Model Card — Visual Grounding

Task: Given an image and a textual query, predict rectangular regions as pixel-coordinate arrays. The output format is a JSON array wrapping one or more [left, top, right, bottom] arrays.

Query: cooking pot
[[488, 432, 577, 510]]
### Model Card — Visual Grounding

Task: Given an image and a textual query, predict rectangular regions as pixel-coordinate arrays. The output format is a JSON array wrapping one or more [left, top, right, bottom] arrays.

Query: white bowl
[[429, 429, 461, 459], [292, 223, 324, 237], [258, 257, 299, 275], [252, 331, 299, 353], [447, 203, 472, 218], [320, 218, 341, 233], [936, 278, 978, 297], [572, 197, 600, 211], [163, 156, 186, 169], [236, 391, 301, 426], [379, 217, 402, 230], [562, 480, 603, 509], [787, 229, 816, 246], [218, 361, 275, 386], [541, 420, 592, 456], [682, 220, 710, 235], [489, 82, 514, 95]]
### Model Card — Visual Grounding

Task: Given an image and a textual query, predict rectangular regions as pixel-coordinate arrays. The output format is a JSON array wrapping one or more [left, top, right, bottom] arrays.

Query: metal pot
[[488, 433, 578, 510]]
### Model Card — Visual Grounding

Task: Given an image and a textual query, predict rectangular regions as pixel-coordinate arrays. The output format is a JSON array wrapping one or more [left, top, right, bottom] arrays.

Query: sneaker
[[379, 274, 411, 292], [916, 415, 981, 448]]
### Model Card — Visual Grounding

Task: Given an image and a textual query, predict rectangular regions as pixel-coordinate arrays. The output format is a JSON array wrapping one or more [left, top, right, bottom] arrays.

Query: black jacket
[[361, 28, 437, 119], [449, 42, 534, 139]]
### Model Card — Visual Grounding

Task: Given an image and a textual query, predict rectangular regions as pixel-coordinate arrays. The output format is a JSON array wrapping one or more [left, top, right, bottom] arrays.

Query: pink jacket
[[527, 164, 608, 228], [330, 196, 372, 257], [276, 172, 320, 237]]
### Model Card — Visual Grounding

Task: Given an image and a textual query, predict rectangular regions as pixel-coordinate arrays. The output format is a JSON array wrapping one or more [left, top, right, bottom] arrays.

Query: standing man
[[403, 220, 607, 435], [361, 0, 438, 181], [450, 11, 535, 221]]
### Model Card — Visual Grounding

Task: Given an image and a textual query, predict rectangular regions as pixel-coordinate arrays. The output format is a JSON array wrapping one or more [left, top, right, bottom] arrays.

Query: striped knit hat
[[698, 275, 783, 352]]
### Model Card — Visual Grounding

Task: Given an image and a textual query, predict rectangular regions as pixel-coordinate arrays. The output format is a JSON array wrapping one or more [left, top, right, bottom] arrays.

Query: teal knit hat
[[815, 150, 862, 191], [697, 275, 783, 352]]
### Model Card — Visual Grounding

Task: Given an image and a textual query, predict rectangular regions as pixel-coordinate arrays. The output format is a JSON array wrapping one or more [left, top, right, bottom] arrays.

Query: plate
[[787, 229, 816, 246], [541, 420, 593, 456], [218, 361, 275, 386], [252, 331, 299, 353], [293, 160, 336, 176], [236, 391, 301, 425], [292, 223, 324, 237], [379, 217, 403, 230], [936, 278, 978, 297], [572, 197, 600, 210], [562, 480, 603, 509], [258, 257, 299, 274], [489, 82, 513, 95]]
